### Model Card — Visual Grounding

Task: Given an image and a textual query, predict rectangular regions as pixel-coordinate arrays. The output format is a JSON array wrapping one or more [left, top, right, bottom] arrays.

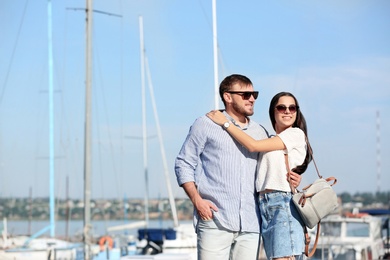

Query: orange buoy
[[99, 236, 114, 251]]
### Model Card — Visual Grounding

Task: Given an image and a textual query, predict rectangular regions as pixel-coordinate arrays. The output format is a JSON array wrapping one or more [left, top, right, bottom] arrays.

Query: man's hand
[[287, 171, 302, 188], [182, 182, 218, 220], [194, 197, 218, 221]]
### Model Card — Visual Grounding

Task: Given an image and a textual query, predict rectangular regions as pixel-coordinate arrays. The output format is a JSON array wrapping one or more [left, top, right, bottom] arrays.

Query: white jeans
[[196, 218, 260, 260]]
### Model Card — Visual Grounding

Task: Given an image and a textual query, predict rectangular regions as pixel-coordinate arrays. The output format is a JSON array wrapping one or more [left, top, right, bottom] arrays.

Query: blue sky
[[0, 0, 389, 200]]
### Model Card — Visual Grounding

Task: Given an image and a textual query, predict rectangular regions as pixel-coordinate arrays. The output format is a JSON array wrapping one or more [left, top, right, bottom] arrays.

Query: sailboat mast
[[376, 110, 381, 193], [84, 0, 93, 258], [212, 0, 219, 110], [139, 16, 150, 227], [47, 0, 55, 238], [144, 58, 179, 228]]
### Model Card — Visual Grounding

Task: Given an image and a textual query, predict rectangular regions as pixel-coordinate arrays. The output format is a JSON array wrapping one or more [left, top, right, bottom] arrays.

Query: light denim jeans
[[259, 191, 305, 259], [196, 218, 260, 260]]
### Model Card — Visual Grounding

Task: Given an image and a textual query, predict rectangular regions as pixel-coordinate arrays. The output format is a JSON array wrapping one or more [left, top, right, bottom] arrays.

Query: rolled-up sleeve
[[175, 118, 205, 186]]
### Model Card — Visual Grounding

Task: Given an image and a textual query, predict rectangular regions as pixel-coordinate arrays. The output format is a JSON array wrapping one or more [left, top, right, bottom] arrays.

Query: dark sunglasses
[[275, 105, 299, 113], [227, 91, 259, 100]]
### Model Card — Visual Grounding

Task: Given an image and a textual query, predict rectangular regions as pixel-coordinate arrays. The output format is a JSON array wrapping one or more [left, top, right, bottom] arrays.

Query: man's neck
[[224, 109, 249, 128]]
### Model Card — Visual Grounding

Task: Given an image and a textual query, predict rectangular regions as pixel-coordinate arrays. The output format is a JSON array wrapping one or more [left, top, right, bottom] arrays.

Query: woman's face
[[274, 95, 297, 133]]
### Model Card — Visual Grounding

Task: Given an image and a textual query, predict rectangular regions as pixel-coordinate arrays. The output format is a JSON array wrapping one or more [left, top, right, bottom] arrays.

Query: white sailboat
[[135, 14, 196, 257], [0, 0, 84, 258], [93, 15, 197, 260]]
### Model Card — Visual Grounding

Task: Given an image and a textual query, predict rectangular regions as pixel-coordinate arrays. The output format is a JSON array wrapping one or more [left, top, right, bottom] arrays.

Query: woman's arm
[[206, 110, 285, 152]]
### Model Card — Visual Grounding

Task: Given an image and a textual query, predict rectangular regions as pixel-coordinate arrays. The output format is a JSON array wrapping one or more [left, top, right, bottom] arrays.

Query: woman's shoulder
[[281, 127, 304, 135], [278, 127, 305, 142]]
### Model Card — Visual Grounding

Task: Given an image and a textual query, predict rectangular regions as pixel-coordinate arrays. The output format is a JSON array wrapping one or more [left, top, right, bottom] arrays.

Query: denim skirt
[[259, 191, 305, 259]]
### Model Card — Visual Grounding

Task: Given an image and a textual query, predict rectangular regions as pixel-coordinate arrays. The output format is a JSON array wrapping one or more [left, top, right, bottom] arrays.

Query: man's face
[[228, 83, 257, 117]]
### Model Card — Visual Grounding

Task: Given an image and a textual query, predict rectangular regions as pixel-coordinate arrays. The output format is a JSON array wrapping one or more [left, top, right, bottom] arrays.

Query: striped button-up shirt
[[175, 113, 268, 233]]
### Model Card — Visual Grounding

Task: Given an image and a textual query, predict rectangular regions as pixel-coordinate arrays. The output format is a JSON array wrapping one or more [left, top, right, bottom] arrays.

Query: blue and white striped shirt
[[175, 113, 268, 233]]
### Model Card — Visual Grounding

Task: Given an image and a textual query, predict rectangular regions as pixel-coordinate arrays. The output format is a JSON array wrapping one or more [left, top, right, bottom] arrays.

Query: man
[[175, 74, 301, 259]]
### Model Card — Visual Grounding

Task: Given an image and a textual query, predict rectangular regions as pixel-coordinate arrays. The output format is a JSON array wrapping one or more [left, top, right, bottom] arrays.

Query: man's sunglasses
[[227, 91, 259, 100], [275, 105, 299, 114]]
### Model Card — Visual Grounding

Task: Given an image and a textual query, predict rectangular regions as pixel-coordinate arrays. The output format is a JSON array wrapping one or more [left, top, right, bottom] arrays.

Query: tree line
[[0, 191, 389, 221]]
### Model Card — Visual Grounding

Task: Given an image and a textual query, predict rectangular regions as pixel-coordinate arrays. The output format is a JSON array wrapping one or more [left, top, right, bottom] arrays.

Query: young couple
[[175, 74, 311, 260]]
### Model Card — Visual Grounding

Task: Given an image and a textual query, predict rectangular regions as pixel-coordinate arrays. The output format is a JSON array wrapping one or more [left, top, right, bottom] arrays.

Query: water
[[3, 219, 185, 238]]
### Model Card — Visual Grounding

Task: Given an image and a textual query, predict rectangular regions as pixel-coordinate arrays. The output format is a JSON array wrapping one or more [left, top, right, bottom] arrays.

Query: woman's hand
[[288, 171, 302, 188], [206, 110, 228, 126]]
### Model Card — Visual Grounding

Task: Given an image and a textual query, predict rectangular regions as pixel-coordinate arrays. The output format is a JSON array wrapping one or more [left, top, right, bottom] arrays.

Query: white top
[[256, 127, 306, 192]]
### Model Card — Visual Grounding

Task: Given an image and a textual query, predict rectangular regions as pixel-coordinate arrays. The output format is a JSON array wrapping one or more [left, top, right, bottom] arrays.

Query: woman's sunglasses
[[275, 105, 299, 114], [227, 91, 259, 100]]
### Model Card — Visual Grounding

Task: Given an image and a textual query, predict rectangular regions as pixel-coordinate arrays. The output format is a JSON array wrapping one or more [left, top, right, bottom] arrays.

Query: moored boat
[[308, 213, 386, 260]]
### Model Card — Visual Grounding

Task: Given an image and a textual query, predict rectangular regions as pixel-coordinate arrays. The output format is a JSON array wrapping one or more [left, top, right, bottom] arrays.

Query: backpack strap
[[304, 223, 320, 257]]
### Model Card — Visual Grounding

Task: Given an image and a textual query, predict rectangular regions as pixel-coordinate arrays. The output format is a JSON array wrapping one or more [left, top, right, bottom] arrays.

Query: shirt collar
[[222, 111, 250, 130]]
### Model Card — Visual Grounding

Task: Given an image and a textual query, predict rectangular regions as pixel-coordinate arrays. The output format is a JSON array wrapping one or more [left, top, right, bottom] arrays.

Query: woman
[[207, 92, 311, 260]]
